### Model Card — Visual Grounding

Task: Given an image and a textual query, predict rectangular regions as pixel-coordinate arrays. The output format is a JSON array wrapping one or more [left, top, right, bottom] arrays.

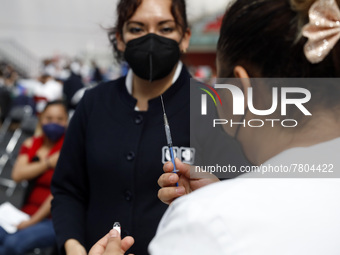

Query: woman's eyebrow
[[126, 21, 145, 26], [127, 20, 175, 26], [159, 20, 176, 25]]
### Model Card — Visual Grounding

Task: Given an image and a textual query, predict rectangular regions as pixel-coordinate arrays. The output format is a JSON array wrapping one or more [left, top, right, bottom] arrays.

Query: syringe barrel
[[165, 125, 173, 146]]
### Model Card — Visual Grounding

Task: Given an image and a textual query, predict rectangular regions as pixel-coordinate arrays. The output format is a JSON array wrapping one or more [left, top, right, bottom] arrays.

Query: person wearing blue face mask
[[42, 123, 67, 143], [0, 100, 68, 255]]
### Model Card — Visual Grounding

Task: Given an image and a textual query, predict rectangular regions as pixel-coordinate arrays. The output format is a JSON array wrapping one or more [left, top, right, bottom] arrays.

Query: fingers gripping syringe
[[160, 95, 179, 187]]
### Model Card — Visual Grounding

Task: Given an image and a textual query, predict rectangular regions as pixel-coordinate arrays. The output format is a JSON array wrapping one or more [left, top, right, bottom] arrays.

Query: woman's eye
[[129, 27, 143, 34], [160, 27, 174, 34]]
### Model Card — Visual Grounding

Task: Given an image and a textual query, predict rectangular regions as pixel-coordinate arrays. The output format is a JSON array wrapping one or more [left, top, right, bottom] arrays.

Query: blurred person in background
[[0, 68, 4, 86], [0, 100, 68, 255], [0, 68, 12, 122], [34, 60, 63, 113], [0, 63, 22, 121], [1, 63, 19, 88], [90, 0, 340, 254], [91, 60, 104, 84], [62, 60, 86, 110], [51, 0, 192, 254]]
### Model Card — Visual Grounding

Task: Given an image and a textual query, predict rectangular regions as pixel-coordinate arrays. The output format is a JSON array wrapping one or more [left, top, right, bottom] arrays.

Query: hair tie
[[302, 0, 340, 64]]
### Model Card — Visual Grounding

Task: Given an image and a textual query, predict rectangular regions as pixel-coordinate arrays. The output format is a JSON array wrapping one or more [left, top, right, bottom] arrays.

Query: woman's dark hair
[[42, 100, 68, 116], [217, 0, 340, 124], [108, 0, 188, 61], [217, 0, 340, 78]]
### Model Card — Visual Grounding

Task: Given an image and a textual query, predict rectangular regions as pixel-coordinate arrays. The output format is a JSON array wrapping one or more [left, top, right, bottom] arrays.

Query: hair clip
[[302, 0, 340, 64]]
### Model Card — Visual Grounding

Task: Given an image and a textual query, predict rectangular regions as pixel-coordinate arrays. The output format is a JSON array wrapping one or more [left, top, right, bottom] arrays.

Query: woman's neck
[[132, 63, 178, 111], [239, 111, 340, 165], [42, 136, 55, 148]]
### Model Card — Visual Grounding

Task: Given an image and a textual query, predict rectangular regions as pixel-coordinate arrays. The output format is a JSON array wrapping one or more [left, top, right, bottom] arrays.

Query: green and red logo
[[200, 84, 222, 115]]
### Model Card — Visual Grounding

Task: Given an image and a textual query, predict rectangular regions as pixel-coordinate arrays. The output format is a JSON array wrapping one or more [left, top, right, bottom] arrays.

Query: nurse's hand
[[65, 239, 87, 255], [157, 158, 219, 205], [89, 229, 135, 255]]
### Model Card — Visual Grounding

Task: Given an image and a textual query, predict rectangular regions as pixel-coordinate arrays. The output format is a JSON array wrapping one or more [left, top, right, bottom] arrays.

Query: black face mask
[[124, 33, 181, 82]]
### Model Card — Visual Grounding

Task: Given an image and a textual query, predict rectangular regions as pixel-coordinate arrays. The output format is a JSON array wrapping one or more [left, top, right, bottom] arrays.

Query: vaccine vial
[[113, 222, 121, 235]]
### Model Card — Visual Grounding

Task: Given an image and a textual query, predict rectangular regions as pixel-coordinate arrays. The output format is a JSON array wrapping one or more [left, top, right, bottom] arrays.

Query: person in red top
[[0, 100, 68, 255]]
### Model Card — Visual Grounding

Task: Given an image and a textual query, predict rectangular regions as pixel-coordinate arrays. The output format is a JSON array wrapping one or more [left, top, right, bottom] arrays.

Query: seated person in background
[[34, 73, 63, 113], [0, 100, 68, 255]]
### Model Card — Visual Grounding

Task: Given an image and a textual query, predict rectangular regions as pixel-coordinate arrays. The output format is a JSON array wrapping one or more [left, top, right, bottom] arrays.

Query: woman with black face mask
[[0, 101, 68, 255], [50, 1, 192, 255]]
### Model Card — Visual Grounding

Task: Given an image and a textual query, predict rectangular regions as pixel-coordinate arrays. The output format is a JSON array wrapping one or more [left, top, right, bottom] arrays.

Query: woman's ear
[[233, 65, 252, 118], [233, 65, 251, 93], [233, 65, 249, 78], [116, 32, 126, 52], [179, 28, 191, 53]]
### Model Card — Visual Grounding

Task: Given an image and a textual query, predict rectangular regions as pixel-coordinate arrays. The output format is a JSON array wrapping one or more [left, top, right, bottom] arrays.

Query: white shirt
[[33, 78, 63, 101], [149, 138, 340, 255], [33, 78, 63, 112]]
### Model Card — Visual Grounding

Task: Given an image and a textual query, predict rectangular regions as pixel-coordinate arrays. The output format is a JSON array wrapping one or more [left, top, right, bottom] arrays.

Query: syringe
[[160, 95, 179, 187]]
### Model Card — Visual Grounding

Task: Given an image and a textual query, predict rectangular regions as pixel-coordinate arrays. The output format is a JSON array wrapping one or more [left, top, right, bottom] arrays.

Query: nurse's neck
[[132, 63, 178, 111]]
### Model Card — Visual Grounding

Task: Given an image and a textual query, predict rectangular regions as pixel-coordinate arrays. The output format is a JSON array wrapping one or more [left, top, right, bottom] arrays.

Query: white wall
[[0, 0, 231, 60]]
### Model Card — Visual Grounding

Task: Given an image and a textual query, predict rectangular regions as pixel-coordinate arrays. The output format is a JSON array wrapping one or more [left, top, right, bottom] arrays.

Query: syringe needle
[[160, 96, 179, 185], [160, 95, 166, 114]]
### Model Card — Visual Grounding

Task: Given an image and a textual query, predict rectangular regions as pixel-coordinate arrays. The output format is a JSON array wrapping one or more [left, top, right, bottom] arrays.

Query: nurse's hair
[[217, 0, 340, 78], [108, 0, 188, 61]]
